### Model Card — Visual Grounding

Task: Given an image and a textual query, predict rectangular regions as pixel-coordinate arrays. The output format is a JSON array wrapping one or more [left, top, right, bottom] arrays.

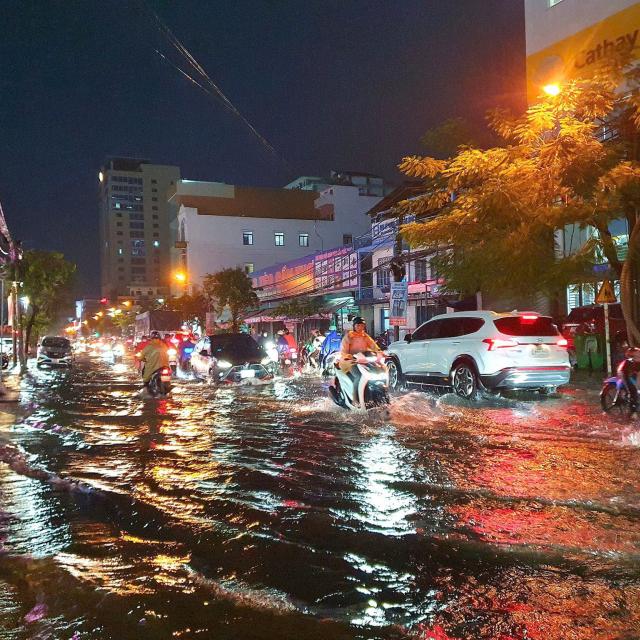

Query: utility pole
[[390, 213, 406, 342]]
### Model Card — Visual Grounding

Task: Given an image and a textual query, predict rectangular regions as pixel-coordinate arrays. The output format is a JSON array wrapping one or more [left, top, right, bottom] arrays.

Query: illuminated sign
[[526, 3, 640, 102]]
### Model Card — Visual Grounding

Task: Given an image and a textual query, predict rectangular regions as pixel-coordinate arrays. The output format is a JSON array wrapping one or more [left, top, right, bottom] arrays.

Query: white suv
[[386, 311, 570, 398]]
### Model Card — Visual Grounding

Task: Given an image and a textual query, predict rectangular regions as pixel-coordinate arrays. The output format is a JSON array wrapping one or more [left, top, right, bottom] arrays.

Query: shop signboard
[[314, 246, 358, 292], [252, 254, 314, 299], [389, 280, 408, 327]]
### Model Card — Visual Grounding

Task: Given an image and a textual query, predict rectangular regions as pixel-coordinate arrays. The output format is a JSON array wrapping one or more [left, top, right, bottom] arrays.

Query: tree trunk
[[620, 221, 640, 346], [25, 306, 38, 356]]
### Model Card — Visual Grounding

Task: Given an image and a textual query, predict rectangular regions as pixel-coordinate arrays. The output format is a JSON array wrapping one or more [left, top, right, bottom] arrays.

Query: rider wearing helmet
[[340, 317, 380, 359], [619, 346, 640, 412], [137, 330, 170, 387]]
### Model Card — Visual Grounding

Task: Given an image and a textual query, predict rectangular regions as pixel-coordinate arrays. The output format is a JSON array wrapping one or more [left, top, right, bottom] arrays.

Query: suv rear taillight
[[483, 338, 518, 351], [160, 367, 172, 381]]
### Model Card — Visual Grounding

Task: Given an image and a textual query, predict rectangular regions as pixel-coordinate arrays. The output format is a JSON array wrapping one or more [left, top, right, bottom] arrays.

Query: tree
[[421, 117, 483, 158], [202, 267, 258, 332], [162, 293, 208, 330], [396, 59, 640, 340], [13, 250, 76, 352]]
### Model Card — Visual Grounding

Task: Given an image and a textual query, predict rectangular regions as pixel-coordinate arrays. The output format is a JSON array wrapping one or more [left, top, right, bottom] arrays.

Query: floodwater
[[0, 354, 639, 639]]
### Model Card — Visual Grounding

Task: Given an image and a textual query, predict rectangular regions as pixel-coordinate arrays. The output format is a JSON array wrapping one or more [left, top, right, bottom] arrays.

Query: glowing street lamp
[[543, 83, 561, 97], [174, 271, 187, 283]]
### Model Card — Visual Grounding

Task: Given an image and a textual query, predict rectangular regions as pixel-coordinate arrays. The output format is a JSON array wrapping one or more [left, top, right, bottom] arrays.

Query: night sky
[[0, 0, 525, 295]]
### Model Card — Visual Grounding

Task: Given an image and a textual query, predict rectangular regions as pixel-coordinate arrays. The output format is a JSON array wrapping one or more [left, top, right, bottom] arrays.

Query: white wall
[[181, 185, 382, 288], [525, 0, 638, 54]]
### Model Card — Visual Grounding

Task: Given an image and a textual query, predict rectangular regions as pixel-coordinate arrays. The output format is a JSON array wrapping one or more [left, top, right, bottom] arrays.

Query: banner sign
[[252, 253, 314, 299], [389, 280, 408, 326], [314, 246, 358, 291]]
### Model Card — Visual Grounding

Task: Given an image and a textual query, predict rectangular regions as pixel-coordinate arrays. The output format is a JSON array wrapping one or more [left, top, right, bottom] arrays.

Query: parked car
[[190, 333, 273, 384], [560, 303, 626, 350], [37, 336, 73, 368], [386, 311, 571, 399]]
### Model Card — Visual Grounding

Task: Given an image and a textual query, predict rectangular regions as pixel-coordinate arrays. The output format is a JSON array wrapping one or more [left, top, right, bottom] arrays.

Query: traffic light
[[389, 257, 406, 281]]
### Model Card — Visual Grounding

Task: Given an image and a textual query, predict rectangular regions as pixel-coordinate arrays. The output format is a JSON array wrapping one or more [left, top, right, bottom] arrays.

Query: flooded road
[[0, 354, 639, 639]]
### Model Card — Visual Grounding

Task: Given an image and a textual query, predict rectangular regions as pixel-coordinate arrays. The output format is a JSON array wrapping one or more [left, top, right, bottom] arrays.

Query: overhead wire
[[138, 0, 292, 172]]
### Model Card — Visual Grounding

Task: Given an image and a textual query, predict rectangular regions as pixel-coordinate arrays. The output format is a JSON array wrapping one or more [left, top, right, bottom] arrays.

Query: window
[[116, 231, 123, 236], [153, 240, 160, 248], [274, 232, 284, 246], [152, 188, 158, 193], [152, 206, 158, 211], [298, 233, 309, 247], [152, 197, 158, 202], [116, 213, 122, 218], [131, 240, 145, 256], [412, 319, 443, 341], [494, 316, 559, 337], [152, 214, 158, 220], [414, 259, 427, 282], [131, 267, 146, 275], [116, 222, 122, 227], [343, 233, 353, 245], [244, 263, 254, 274], [151, 179, 157, 184], [130, 222, 144, 230], [153, 223, 159, 229], [152, 232, 159, 238], [130, 230, 144, 238], [376, 263, 390, 287], [117, 248, 123, 255], [131, 257, 146, 265], [242, 231, 254, 245]]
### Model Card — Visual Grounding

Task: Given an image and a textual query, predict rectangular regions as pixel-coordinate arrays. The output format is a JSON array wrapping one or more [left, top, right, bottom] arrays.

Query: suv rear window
[[494, 316, 559, 337]]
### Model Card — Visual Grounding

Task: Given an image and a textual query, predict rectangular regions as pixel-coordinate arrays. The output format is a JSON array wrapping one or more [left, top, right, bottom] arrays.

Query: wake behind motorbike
[[329, 351, 390, 410]]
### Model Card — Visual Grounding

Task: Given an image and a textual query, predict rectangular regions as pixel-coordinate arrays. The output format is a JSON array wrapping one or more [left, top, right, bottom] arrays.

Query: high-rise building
[[99, 157, 180, 302]]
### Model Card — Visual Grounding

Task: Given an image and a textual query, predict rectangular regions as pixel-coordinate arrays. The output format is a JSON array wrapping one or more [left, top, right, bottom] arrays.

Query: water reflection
[[0, 355, 637, 638]]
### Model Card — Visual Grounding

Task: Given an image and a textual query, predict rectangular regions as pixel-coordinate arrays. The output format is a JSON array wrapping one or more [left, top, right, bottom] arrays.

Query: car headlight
[[216, 360, 232, 369]]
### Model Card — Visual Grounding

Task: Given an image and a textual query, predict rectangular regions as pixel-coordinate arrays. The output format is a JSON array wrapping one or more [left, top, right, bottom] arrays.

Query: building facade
[[284, 170, 394, 197], [170, 179, 383, 294], [99, 157, 180, 302]]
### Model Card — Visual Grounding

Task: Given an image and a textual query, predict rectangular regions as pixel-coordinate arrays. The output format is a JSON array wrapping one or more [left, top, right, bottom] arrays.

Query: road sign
[[595, 280, 616, 304], [389, 280, 408, 327]]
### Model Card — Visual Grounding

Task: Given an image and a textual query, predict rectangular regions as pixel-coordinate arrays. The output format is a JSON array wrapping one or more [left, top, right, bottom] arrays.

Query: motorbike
[[111, 343, 125, 363], [278, 346, 299, 376], [147, 366, 172, 397], [328, 351, 390, 411], [1, 353, 9, 369], [600, 364, 636, 416], [179, 343, 195, 372], [167, 347, 178, 375], [321, 350, 339, 377]]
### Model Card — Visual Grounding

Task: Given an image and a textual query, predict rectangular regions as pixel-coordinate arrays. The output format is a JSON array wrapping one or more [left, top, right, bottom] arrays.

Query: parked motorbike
[[328, 351, 390, 410], [600, 367, 636, 416], [147, 367, 172, 397]]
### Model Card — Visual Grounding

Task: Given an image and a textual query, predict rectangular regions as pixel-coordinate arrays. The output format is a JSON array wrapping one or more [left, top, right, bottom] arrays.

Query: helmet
[[352, 316, 365, 327], [150, 331, 161, 339], [626, 347, 640, 362]]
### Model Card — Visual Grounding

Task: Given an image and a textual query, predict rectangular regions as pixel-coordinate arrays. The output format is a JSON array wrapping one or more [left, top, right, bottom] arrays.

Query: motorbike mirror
[[404, 334, 412, 343], [200, 350, 209, 357]]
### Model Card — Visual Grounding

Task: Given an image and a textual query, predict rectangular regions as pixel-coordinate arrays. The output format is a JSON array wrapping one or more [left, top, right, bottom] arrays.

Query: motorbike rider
[[178, 334, 196, 368], [137, 331, 170, 388], [320, 324, 342, 366], [340, 317, 380, 363], [618, 346, 640, 412]]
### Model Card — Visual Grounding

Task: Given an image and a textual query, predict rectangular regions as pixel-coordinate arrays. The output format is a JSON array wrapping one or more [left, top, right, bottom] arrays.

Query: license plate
[[240, 369, 256, 378], [531, 345, 547, 357]]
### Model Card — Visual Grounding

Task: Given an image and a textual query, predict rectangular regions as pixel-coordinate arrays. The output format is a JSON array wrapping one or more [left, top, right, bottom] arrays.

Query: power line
[[138, 1, 293, 173]]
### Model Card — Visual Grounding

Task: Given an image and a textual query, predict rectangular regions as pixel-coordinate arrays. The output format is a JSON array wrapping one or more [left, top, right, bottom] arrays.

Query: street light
[[543, 83, 561, 97], [174, 271, 187, 283]]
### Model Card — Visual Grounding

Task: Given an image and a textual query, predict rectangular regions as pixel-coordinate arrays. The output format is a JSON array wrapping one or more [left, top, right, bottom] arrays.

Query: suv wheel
[[387, 359, 403, 392], [451, 362, 478, 400]]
